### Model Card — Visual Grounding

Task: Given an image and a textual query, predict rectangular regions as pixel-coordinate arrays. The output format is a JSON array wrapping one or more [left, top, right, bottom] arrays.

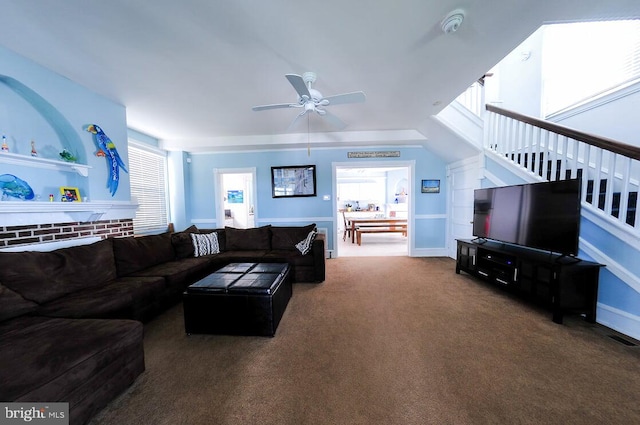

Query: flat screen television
[[472, 179, 581, 255]]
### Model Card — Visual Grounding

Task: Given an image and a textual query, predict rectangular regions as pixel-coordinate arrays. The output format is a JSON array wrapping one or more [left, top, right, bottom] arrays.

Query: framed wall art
[[227, 190, 244, 203], [421, 179, 440, 193], [271, 165, 317, 198], [59, 186, 82, 202]]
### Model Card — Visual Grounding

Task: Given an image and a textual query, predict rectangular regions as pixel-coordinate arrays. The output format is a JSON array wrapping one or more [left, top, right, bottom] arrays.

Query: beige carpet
[[90, 257, 640, 425]]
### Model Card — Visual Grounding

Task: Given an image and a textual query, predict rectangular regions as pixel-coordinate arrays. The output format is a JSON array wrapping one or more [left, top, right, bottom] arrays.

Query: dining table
[[347, 217, 408, 243]]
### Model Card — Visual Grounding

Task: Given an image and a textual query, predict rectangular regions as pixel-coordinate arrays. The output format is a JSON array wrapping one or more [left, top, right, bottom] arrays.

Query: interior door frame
[[332, 160, 415, 258], [213, 167, 257, 228]]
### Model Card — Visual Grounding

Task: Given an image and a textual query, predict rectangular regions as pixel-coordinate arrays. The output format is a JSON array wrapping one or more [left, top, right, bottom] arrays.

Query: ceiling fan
[[252, 72, 366, 131]]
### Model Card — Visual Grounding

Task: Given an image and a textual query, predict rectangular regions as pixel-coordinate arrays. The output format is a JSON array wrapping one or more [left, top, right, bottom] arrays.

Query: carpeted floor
[[90, 257, 640, 424]]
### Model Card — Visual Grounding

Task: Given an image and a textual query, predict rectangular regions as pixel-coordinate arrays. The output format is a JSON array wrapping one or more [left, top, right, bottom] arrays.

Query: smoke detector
[[441, 9, 465, 34]]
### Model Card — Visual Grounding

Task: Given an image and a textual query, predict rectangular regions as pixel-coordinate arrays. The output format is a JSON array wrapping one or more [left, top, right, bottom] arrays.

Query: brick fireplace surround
[[0, 219, 134, 249]]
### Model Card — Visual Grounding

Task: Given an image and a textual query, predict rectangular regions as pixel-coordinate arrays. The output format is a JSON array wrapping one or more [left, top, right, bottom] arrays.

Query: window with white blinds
[[128, 141, 169, 234], [542, 20, 640, 116]]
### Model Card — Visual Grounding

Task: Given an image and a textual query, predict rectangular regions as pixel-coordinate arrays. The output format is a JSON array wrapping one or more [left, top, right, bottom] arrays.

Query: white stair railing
[[485, 104, 640, 232], [455, 81, 484, 117]]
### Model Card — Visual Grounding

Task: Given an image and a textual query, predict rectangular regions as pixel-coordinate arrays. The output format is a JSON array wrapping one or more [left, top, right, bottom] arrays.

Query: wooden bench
[[348, 218, 407, 243], [355, 226, 407, 245]]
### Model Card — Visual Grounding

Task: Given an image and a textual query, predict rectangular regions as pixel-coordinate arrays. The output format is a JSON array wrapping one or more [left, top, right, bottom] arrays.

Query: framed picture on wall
[[59, 186, 82, 202], [271, 165, 317, 198], [227, 190, 244, 203], [421, 179, 440, 193]]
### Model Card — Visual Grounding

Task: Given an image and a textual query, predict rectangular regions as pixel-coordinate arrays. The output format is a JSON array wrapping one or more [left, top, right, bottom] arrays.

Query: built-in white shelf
[[0, 151, 91, 177], [0, 201, 138, 226]]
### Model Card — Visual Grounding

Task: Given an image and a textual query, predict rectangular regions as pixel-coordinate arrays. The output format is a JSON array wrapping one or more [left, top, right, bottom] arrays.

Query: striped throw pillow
[[295, 229, 317, 255], [190, 232, 220, 257]]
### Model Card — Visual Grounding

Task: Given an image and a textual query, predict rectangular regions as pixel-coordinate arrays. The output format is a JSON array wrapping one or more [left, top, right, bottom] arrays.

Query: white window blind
[[542, 20, 640, 116], [128, 141, 169, 234]]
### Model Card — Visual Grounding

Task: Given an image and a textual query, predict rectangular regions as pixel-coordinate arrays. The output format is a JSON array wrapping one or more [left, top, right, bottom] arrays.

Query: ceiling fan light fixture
[[441, 9, 465, 34], [252, 72, 364, 133]]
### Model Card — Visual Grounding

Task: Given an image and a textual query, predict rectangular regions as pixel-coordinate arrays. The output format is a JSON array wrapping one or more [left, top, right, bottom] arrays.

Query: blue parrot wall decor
[[86, 124, 128, 196]]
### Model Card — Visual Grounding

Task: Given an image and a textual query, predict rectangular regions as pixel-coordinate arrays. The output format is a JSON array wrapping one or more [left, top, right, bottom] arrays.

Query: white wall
[[485, 27, 544, 117], [548, 82, 640, 147]]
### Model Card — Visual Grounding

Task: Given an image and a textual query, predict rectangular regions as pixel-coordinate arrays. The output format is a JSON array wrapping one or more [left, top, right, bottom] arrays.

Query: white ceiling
[[2, 1, 639, 154]]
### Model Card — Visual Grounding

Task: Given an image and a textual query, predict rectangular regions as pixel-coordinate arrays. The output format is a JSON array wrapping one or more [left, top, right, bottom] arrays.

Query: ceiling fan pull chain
[[307, 114, 311, 156]]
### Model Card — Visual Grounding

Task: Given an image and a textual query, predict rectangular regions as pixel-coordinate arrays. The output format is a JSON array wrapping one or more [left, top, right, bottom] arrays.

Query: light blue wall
[[580, 218, 640, 317], [128, 128, 159, 147], [185, 146, 447, 252], [0, 45, 131, 202], [485, 27, 544, 117]]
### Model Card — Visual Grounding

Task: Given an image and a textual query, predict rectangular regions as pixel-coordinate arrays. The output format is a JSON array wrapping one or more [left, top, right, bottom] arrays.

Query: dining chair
[[342, 211, 351, 241]]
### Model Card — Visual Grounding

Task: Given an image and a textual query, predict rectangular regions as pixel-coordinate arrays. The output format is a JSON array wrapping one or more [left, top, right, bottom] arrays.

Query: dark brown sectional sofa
[[0, 224, 324, 425]]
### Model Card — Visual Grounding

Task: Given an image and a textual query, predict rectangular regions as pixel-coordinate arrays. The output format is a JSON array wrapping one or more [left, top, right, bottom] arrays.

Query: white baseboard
[[411, 247, 450, 257], [597, 302, 640, 341], [325, 248, 448, 258]]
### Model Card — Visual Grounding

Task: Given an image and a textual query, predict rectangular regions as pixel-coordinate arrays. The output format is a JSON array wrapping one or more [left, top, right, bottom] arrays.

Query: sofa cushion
[[0, 239, 117, 304], [37, 277, 165, 320], [262, 250, 317, 266], [171, 225, 199, 259], [129, 257, 216, 292], [0, 316, 144, 408], [112, 232, 175, 276], [271, 223, 316, 250], [0, 283, 39, 322], [215, 250, 268, 263], [225, 225, 271, 250], [201, 228, 226, 251], [191, 232, 220, 257]]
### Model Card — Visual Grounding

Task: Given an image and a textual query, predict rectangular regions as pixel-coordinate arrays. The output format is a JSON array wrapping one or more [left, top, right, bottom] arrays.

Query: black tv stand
[[456, 239, 603, 324], [555, 254, 582, 265]]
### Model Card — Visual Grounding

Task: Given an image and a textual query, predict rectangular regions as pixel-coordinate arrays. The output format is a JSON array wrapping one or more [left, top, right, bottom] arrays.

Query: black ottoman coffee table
[[183, 262, 292, 337]]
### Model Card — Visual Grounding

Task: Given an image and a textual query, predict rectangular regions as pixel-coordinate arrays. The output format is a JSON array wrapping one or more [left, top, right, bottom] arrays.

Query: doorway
[[333, 161, 414, 257], [214, 168, 256, 229]]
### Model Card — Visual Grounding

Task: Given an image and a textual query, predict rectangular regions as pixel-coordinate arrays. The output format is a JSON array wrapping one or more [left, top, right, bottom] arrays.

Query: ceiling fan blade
[[252, 103, 298, 111], [287, 110, 308, 131], [285, 74, 311, 99], [322, 91, 366, 106], [319, 109, 347, 130]]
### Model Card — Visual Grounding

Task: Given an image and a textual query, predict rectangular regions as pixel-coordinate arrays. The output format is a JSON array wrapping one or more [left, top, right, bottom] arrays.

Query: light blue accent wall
[[128, 128, 159, 147], [0, 45, 130, 202], [580, 217, 640, 317], [415, 218, 447, 247], [186, 146, 447, 251]]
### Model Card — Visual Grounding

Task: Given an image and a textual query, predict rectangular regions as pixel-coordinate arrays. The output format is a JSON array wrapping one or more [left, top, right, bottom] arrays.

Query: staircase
[[484, 104, 640, 232]]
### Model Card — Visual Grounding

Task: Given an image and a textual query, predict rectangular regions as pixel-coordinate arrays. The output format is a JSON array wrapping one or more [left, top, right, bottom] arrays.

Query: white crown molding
[[161, 129, 427, 153]]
